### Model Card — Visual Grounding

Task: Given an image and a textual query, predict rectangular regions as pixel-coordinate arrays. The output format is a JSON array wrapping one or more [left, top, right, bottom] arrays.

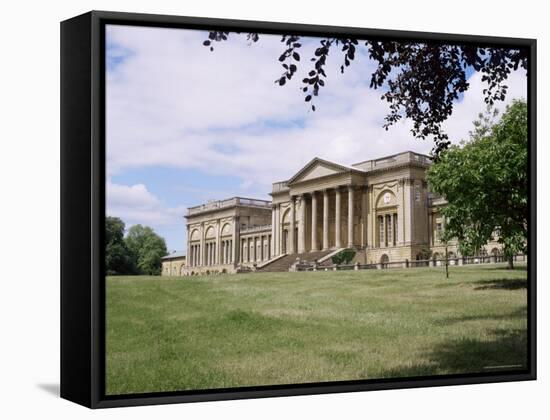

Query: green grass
[[106, 263, 528, 395]]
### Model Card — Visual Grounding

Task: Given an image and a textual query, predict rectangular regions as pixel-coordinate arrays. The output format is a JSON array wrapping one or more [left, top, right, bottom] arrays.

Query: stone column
[[298, 195, 306, 253], [216, 221, 221, 265], [271, 205, 276, 257], [311, 192, 318, 251], [348, 186, 354, 247], [397, 179, 405, 245], [196, 245, 199, 267], [275, 204, 280, 255], [232, 216, 239, 265], [404, 178, 413, 245], [323, 189, 329, 250], [335, 188, 342, 248], [200, 223, 205, 266], [260, 236, 264, 261], [289, 197, 296, 254], [186, 224, 191, 269]]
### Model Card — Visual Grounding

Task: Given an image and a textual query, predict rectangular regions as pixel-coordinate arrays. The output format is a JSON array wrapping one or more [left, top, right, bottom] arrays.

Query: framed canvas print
[[60, 10, 536, 408]]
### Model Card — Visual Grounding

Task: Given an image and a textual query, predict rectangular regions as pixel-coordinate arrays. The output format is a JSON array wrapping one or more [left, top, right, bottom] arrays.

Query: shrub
[[417, 246, 432, 260], [332, 249, 356, 265]]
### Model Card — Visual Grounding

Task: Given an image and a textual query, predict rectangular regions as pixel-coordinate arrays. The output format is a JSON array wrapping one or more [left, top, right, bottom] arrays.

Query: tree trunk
[[507, 255, 514, 270]]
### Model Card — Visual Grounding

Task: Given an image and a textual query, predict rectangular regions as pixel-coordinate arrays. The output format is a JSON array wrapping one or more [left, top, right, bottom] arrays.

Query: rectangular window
[[393, 213, 398, 245], [386, 215, 392, 247], [378, 216, 384, 247]]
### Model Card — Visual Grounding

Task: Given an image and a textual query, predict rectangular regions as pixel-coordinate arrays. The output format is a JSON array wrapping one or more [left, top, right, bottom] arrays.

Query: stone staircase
[[256, 250, 335, 272]]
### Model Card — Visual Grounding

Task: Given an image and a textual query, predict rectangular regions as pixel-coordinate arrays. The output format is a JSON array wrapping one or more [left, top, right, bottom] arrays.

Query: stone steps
[[257, 250, 334, 272]]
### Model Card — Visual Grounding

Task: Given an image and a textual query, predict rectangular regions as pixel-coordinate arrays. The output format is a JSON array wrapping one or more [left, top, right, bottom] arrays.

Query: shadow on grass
[[480, 265, 527, 272], [435, 306, 527, 326], [473, 278, 527, 290], [381, 328, 527, 379]]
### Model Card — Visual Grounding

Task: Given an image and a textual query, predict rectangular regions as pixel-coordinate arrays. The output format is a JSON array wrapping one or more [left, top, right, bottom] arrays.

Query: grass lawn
[[106, 263, 528, 395]]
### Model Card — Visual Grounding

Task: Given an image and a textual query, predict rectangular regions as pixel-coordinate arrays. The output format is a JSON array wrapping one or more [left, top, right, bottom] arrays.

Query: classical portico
[[270, 158, 368, 255]]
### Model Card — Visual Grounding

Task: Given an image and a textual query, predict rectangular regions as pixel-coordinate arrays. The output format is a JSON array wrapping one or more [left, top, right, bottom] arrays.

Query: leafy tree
[[125, 224, 168, 275], [332, 249, 356, 265], [427, 100, 527, 269], [203, 32, 527, 156], [105, 216, 133, 275], [416, 246, 433, 260]]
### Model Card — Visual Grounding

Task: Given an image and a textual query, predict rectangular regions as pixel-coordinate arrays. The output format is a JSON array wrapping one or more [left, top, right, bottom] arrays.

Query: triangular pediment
[[287, 158, 356, 185]]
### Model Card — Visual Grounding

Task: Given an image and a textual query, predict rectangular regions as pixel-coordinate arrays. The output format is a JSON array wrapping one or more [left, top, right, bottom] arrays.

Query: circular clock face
[[383, 192, 391, 204]]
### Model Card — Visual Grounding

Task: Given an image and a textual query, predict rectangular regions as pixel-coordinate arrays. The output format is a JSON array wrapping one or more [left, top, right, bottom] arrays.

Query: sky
[[105, 24, 527, 253]]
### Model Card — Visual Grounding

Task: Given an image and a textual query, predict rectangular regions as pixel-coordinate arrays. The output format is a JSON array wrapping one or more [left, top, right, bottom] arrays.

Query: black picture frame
[[60, 10, 537, 409]]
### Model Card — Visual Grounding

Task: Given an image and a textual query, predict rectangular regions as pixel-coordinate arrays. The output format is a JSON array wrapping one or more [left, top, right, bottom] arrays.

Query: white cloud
[[107, 25, 527, 195], [106, 180, 186, 228], [442, 69, 527, 143]]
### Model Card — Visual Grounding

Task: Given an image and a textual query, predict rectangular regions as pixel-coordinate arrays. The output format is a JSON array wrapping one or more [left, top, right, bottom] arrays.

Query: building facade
[[161, 252, 187, 276], [182, 151, 503, 274]]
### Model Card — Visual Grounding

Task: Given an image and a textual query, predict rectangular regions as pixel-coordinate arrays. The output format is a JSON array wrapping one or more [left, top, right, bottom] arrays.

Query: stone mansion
[[179, 151, 503, 275]]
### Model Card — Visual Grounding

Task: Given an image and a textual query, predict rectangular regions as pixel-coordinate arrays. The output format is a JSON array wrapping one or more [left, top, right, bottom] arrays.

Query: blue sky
[[105, 25, 527, 253]]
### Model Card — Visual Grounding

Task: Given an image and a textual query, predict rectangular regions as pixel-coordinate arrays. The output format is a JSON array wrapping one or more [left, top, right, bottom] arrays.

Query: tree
[[203, 32, 527, 156], [105, 216, 133, 275], [427, 100, 527, 269], [125, 224, 168, 275], [417, 246, 433, 261], [332, 249, 356, 265]]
